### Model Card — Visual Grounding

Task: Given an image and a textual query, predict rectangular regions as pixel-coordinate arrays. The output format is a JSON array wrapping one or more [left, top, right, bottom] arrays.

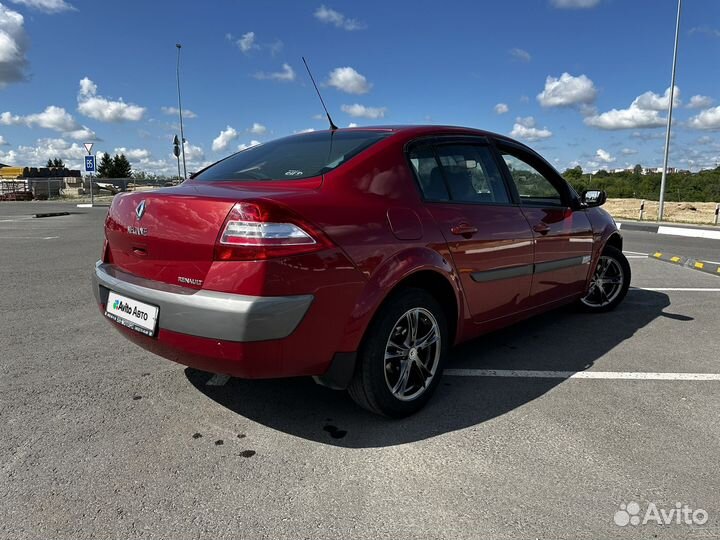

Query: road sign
[[85, 155, 96, 173], [83, 142, 94, 155]]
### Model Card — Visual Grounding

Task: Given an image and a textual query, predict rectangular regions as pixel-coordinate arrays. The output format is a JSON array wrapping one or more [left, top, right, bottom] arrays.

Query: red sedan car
[[93, 126, 630, 417]]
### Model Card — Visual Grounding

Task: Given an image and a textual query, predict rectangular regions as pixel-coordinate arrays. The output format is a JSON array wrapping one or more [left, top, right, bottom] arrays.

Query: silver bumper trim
[[93, 261, 313, 342]]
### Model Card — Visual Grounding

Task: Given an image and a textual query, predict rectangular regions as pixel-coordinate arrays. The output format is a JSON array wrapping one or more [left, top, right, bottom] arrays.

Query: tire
[[348, 288, 449, 417], [578, 245, 631, 313]]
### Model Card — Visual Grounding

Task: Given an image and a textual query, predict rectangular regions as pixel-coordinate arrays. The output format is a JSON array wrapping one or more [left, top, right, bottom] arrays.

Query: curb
[[617, 221, 720, 240], [650, 252, 720, 277]]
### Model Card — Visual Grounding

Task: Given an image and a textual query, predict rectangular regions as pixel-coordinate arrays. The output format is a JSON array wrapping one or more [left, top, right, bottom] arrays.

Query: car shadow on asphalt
[[185, 289, 688, 448]]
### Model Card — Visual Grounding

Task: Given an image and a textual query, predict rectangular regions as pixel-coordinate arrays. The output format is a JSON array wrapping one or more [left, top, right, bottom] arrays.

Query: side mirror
[[581, 189, 607, 207]]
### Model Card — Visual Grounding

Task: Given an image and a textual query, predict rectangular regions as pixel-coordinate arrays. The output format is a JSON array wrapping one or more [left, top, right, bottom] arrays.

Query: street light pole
[[658, 0, 682, 221], [176, 43, 187, 180]]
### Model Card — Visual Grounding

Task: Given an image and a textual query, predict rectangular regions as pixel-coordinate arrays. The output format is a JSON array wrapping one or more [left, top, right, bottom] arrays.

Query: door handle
[[533, 223, 550, 235], [450, 224, 478, 237]]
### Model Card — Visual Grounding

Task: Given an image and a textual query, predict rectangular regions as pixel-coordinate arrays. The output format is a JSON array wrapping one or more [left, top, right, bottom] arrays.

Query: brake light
[[214, 202, 333, 261]]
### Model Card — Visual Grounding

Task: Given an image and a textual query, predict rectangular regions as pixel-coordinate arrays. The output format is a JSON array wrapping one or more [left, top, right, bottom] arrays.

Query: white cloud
[[595, 148, 615, 163], [341, 103, 386, 119], [494, 103, 509, 115], [238, 140, 261, 151], [253, 63, 295, 82], [182, 141, 204, 161], [314, 5, 365, 31], [689, 26, 720, 38], [8, 0, 75, 13], [65, 126, 98, 140], [585, 107, 665, 130], [25, 105, 77, 131], [509, 48, 531, 62], [0, 105, 97, 140], [633, 86, 680, 111], [161, 106, 197, 118], [0, 111, 20, 124], [687, 95, 713, 109], [294, 128, 315, 134], [249, 122, 267, 135], [327, 67, 371, 94], [510, 116, 552, 141], [77, 77, 146, 122], [583, 87, 679, 130], [550, 0, 600, 8], [212, 125, 238, 152], [537, 73, 597, 107], [236, 31, 258, 53], [78, 77, 96, 97], [114, 147, 150, 160], [347, 122, 358, 128], [0, 3, 28, 86], [11, 137, 87, 168], [0, 135, 7, 145], [697, 135, 714, 145], [688, 106, 720, 130], [621, 148, 638, 155]]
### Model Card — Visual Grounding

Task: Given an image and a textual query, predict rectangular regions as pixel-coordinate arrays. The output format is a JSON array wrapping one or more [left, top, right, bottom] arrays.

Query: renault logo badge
[[135, 200, 147, 220]]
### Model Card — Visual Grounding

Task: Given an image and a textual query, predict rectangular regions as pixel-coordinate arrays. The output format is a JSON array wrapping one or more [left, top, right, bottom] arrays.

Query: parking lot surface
[[2, 202, 720, 539]]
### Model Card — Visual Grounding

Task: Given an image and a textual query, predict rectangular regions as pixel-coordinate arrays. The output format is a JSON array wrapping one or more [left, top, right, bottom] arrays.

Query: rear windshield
[[193, 130, 393, 182]]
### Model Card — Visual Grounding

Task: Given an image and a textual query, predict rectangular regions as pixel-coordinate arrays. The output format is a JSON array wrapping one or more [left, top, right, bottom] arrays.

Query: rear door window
[[408, 143, 510, 204], [194, 130, 392, 181]]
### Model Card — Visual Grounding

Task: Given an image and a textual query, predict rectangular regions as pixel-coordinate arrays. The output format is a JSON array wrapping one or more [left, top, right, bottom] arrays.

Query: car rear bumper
[[92, 261, 313, 342]]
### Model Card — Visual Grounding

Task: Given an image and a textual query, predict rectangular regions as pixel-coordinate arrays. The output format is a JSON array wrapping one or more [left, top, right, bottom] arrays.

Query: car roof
[[303, 124, 517, 144]]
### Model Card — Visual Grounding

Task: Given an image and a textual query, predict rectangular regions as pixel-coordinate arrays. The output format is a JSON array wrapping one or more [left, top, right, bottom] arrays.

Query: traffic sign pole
[[84, 146, 95, 206]]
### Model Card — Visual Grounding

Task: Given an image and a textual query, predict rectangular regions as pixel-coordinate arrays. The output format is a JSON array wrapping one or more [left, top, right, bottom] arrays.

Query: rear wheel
[[578, 245, 631, 312], [348, 288, 448, 417]]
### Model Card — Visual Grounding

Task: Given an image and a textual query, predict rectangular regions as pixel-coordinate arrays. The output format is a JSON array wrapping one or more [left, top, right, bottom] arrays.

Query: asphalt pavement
[[1, 201, 720, 540]]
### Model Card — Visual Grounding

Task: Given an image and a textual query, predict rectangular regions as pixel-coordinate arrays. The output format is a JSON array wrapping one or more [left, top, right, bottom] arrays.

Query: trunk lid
[[104, 180, 321, 287]]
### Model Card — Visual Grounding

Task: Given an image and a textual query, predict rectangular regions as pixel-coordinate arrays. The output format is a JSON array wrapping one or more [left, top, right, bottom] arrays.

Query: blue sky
[[0, 0, 719, 176]]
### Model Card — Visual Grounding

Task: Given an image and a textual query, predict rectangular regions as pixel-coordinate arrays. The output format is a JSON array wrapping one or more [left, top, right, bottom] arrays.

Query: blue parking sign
[[85, 155, 96, 172]]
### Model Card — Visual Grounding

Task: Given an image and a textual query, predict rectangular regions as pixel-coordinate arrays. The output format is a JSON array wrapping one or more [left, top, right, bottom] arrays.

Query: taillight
[[214, 201, 333, 261]]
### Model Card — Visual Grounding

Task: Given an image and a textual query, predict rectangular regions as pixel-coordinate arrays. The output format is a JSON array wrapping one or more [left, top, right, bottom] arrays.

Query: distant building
[[642, 167, 677, 175]]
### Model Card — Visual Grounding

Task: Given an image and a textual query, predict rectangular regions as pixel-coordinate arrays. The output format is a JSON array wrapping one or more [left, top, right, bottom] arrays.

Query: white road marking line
[[624, 250, 649, 255], [657, 225, 720, 241], [0, 236, 59, 240], [206, 374, 230, 386], [625, 255, 648, 259], [445, 369, 720, 381], [631, 287, 720, 292]]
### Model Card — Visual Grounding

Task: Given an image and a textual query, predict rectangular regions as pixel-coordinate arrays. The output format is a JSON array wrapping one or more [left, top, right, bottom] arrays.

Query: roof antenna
[[302, 56, 338, 131]]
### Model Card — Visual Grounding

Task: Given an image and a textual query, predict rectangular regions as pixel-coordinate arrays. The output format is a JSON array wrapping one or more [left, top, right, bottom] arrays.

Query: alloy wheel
[[383, 307, 441, 401], [581, 255, 625, 308]]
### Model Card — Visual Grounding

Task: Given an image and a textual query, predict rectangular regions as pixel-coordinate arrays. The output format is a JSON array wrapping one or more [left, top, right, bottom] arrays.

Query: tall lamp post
[[658, 0, 682, 221], [176, 43, 187, 180]]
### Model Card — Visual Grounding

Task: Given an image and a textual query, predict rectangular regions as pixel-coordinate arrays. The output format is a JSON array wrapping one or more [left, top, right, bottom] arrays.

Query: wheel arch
[[338, 247, 466, 352], [604, 232, 623, 253]]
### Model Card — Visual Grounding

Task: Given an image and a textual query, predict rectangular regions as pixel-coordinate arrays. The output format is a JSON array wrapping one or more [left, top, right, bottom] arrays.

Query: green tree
[[562, 165, 583, 182], [97, 153, 113, 178], [112, 154, 132, 178], [633, 164, 643, 177], [46, 158, 65, 168]]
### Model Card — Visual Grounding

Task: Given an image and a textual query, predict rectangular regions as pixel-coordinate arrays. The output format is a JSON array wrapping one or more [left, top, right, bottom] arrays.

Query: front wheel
[[578, 245, 631, 312], [348, 288, 448, 417]]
